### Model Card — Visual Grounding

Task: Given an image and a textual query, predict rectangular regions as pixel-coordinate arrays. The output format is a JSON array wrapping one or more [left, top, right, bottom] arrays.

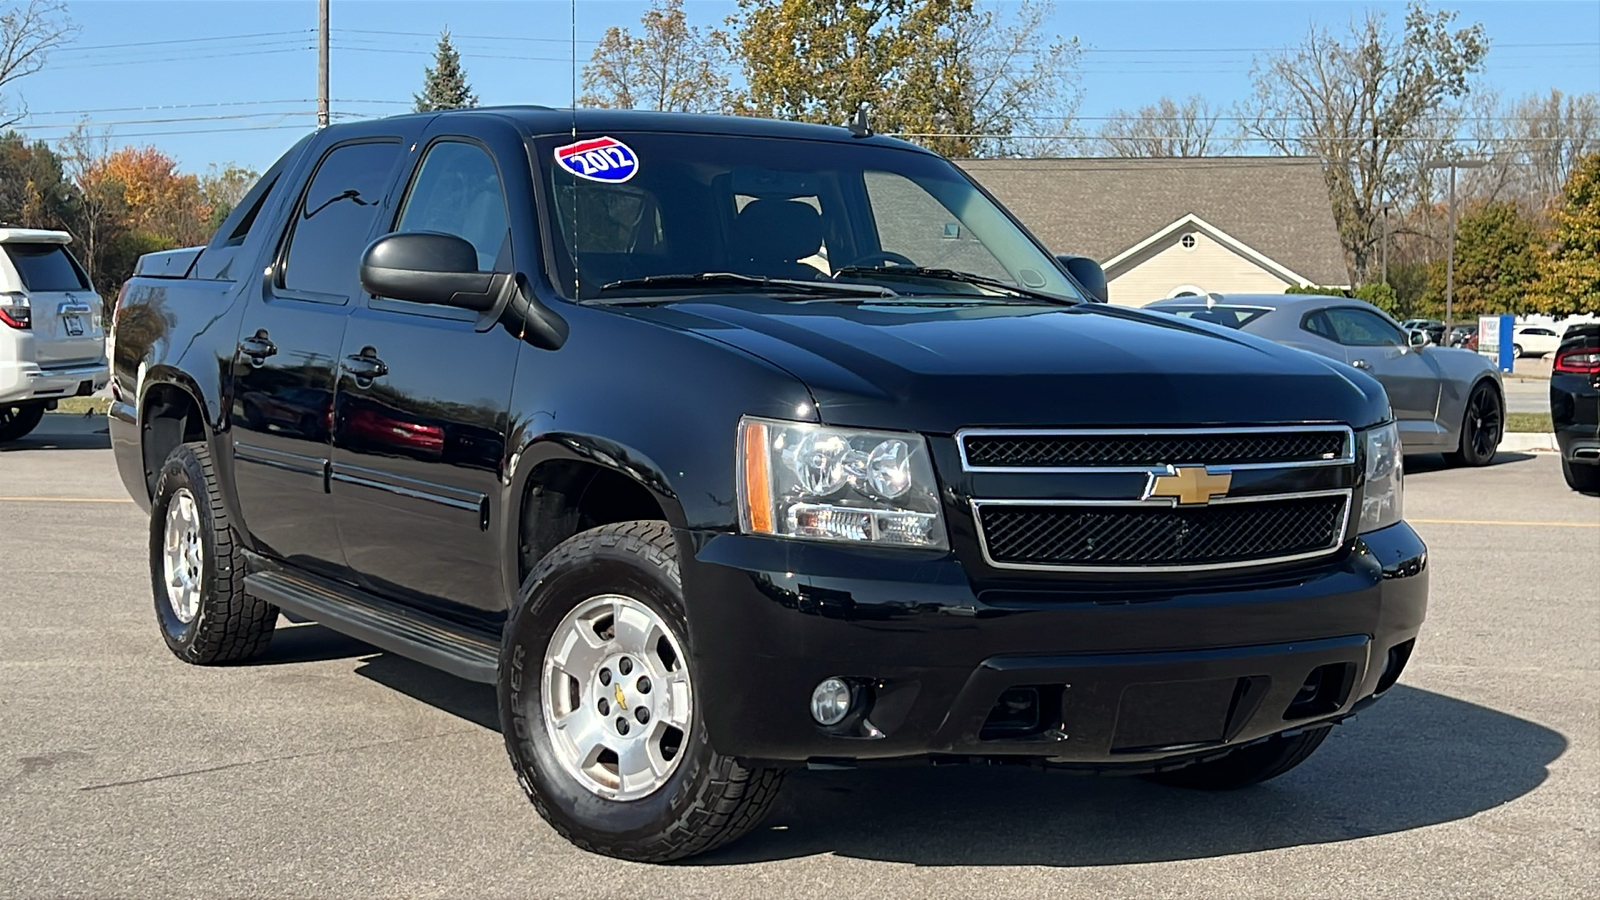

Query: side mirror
[[1056, 254, 1109, 304], [360, 232, 501, 311], [1408, 330, 1429, 348]]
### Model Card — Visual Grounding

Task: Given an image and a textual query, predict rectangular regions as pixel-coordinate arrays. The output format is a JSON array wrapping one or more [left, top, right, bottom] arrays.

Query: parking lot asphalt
[[2, 415, 1596, 899]]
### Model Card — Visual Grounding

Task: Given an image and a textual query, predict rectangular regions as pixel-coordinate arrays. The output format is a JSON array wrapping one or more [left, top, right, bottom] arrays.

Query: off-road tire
[[499, 520, 784, 862], [1443, 381, 1502, 468], [149, 441, 277, 663], [1146, 725, 1332, 790], [1562, 457, 1600, 494], [0, 403, 45, 442]]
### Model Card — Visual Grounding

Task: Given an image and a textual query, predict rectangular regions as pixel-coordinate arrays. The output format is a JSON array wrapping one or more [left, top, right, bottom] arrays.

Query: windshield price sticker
[[554, 136, 639, 183]]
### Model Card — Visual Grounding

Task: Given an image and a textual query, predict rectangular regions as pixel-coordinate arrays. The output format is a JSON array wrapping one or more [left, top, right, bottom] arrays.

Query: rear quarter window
[[3, 243, 91, 292]]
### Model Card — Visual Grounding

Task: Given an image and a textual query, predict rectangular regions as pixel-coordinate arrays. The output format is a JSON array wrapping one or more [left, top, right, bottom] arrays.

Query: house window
[[1180, 233, 1197, 250]]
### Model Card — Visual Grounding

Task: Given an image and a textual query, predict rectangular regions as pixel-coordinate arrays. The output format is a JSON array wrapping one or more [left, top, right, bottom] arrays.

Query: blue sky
[[9, 0, 1599, 173]]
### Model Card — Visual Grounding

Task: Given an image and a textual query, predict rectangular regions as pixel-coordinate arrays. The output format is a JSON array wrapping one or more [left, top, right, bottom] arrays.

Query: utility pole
[[317, 0, 330, 128]]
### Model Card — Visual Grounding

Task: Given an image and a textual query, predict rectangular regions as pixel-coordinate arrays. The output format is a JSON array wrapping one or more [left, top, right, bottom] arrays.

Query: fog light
[[810, 677, 852, 726]]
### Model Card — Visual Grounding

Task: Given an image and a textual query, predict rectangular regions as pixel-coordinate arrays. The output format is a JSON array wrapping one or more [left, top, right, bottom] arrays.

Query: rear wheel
[[1512, 343, 1524, 358], [1563, 457, 1600, 494], [149, 442, 278, 663], [1444, 381, 1502, 467], [1147, 726, 1332, 790], [499, 521, 783, 862], [0, 403, 45, 442]]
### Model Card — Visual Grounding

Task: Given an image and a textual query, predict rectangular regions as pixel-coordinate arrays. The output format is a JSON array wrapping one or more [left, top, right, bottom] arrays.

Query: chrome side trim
[[956, 424, 1356, 473], [970, 489, 1353, 573]]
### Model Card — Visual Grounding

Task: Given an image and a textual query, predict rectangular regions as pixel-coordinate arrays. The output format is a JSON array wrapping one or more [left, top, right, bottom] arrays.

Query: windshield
[[1155, 305, 1271, 329], [535, 132, 1083, 303]]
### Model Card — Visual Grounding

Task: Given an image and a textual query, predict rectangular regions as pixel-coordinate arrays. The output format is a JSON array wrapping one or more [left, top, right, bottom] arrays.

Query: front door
[[230, 137, 405, 581], [1320, 306, 1443, 444], [330, 127, 523, 619]]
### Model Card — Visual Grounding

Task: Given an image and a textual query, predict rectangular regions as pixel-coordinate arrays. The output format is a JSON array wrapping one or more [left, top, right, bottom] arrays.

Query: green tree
[[413, 29, 478, 112], [1242, 2, 1488, 284], [729, 0, 1078, 158], [1424, 201, 1540, 316], [0, 129, 77, 229], [581, 0, 729, 113], [199, 162, 259, 231], [1529, 152, 1600, 315]]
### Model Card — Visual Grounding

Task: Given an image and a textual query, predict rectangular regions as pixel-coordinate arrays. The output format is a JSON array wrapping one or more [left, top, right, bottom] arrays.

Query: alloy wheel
[[541, 594, 692, 801], [161, 488, 204, 623], [1467, 387, 1502, 460]]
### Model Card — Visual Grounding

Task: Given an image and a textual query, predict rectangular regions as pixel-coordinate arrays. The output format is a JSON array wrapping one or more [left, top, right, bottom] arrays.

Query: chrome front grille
[[958, 426, 1353, 471], [974, 493, 1351, 571], [960, 426, 1355, 572]]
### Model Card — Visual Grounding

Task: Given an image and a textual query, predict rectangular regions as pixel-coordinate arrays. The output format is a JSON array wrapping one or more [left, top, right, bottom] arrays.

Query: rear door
[[230, 133, 409, 582], [329, 119, 525, 618], [1, 240, 103, 367]]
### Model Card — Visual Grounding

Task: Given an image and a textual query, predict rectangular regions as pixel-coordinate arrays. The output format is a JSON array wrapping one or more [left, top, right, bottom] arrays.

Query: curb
[[1500, 431, 1558, 452]]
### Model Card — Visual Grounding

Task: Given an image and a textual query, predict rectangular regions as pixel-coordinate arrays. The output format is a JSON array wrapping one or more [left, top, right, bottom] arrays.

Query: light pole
[[1375, 201, 1393, 287], [1425, 157, 1487, 328]]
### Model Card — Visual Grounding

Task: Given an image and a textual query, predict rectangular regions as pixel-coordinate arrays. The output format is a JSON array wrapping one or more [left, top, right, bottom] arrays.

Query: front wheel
[[1146, 725, 1332, 790], [1444, 381, 1502, 467], [499, 521, 783, 862], [1512, 343, 1524, 359], [0, 403, 45, 442]]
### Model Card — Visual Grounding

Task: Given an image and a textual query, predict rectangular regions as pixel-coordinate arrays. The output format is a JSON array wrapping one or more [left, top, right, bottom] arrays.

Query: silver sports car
[[1146, 293, 1505, 466]]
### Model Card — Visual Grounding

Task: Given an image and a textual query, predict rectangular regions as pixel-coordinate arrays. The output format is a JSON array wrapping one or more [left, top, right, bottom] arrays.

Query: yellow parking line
[[1410, 517, 1599, 528], [0, 496, 135, 503]]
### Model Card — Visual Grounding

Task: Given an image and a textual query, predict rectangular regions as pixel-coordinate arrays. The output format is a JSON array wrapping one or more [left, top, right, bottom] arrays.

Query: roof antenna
[[847, 102, 873, 138]]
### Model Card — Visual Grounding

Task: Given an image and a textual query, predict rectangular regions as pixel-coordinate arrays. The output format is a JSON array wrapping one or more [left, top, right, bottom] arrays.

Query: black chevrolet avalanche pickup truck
[[109, 108, 1427, 862]]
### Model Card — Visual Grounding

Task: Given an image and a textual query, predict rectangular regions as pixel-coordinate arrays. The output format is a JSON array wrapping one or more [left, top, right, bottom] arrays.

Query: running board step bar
[[242, 562, 500, 683]]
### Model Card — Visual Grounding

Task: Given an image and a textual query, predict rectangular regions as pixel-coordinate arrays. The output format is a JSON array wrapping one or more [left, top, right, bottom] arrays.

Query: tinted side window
[[396, 141, 509, 271], [281, 141, 400, 295], [3, 243, 90, 291], [1302, 310, 1336, 340], [1324, 307, 1404, 346]]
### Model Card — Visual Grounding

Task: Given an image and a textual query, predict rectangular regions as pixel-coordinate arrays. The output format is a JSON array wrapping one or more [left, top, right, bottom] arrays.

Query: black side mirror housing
[[360, 232, 500, 311], [1056, 254, 1109, 304]]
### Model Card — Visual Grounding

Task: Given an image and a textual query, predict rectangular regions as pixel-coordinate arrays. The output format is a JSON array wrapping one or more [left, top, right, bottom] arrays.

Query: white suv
[[0, 229, 108, 441], [1511, 326, 1562, 359]]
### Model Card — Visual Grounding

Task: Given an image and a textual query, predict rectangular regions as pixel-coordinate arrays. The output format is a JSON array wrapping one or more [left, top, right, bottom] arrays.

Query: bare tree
[[1240, 2, 1487, 283], [949, 0, 1081, 157], [1459, 89, 1600, 214], [1095, 95, 1234, 157], [1, 0, 77, 127], [581, 0, 729, 113], [57, 121, 119, 286]]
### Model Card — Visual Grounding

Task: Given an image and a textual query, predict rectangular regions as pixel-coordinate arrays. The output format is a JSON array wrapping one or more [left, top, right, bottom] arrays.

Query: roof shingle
[[958, 156, 1350, 286]]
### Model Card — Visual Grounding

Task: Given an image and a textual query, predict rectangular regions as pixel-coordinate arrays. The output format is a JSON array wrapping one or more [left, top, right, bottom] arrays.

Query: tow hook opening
[[1283, 662, 1356, 720]]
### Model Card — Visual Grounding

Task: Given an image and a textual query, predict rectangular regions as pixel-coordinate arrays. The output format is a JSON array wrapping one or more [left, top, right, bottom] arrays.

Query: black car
[[1551, 323, 1600, 492], [107, 108, 1427, 862]]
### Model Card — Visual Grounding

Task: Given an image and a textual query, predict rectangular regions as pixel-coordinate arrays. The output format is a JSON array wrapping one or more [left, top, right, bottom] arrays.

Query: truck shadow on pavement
[[341, 652, 1565, 868], [1404, 451, 1536, 474]]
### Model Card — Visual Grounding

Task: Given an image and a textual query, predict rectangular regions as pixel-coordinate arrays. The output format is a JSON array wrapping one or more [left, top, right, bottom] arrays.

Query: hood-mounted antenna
[[847, 102, 873, 138]]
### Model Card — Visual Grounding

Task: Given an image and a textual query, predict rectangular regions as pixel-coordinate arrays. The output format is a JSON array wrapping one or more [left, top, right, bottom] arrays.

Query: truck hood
[[619, 297, 1391, 433]]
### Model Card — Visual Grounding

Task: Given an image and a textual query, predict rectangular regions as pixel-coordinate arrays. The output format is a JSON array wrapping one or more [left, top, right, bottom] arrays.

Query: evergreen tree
[[413, 29, 478, 112]]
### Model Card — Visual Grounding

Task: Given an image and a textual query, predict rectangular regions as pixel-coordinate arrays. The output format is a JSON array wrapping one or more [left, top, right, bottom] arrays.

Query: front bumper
[[0, 357, 109, 405], [679, 521, 1427, 767]]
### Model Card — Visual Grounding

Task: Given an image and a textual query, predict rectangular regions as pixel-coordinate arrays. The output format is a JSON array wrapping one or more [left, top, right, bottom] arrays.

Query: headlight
[[1359, 422, 1403, 533], [738, 416, 947, 549]]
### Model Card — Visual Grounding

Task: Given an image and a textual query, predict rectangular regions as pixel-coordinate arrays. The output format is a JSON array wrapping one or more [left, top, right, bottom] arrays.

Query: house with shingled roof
[[958, 157, 1349, 306]]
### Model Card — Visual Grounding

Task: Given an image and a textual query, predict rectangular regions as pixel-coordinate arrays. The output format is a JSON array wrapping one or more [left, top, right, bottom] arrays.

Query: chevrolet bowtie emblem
[[614, 683, 628, 711], [1144, 465, 1232, 505]]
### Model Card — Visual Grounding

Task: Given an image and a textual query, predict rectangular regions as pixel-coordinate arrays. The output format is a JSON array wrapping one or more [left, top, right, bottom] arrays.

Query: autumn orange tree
[[1529, 152, 1600, 315]]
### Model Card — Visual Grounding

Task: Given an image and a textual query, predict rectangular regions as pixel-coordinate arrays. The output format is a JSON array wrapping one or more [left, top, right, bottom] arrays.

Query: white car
[[0, 229, 108, 441], [1511, 326, 1562, 359]]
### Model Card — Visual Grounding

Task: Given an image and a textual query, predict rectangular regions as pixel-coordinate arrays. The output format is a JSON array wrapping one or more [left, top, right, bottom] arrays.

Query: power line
[[46, 45, 312, 71], [53, 30, 312, 53]]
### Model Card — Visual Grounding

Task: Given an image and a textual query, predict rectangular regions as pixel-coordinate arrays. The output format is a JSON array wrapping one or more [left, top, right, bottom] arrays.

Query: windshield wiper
[[832, 265, 1078, 305], [597, 272, 896, 300]]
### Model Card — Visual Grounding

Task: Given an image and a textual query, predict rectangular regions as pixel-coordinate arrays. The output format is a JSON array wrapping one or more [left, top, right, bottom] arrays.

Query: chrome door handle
[[1351, 359, 1371, 370], [340, 353, 388, 381], [239, 332, 277, 364]]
